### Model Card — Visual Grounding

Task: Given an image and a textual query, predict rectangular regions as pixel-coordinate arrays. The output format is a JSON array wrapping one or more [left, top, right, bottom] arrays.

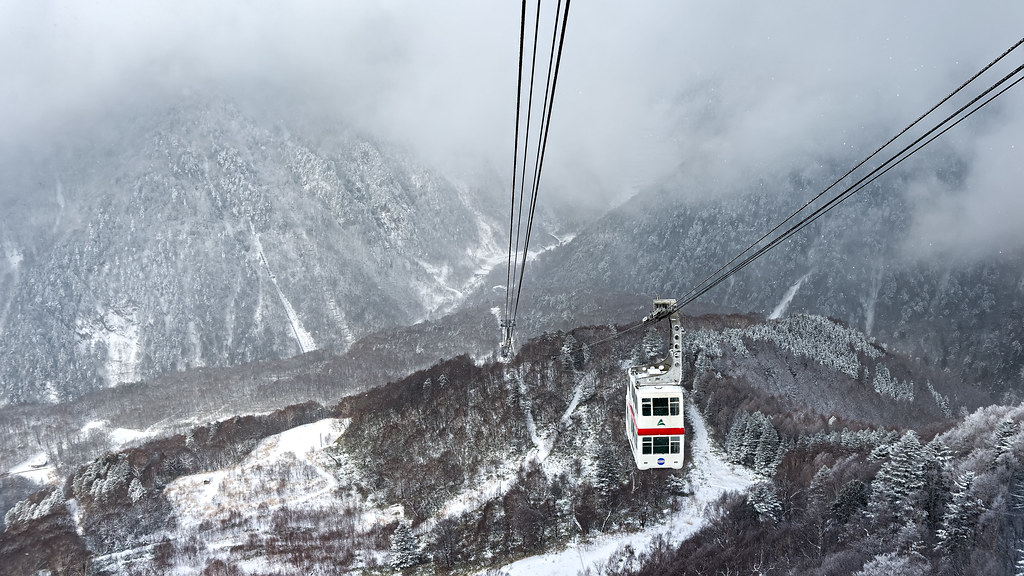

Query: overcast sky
[[1, 0, 1022, 256]]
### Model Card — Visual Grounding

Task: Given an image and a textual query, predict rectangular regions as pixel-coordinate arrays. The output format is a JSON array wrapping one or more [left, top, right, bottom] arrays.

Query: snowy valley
[[3, 313, 1021, 575]]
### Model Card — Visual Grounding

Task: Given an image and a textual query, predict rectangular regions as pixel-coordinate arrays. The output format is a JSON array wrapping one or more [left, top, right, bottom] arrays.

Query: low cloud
[[1, 0, 1021, 248]]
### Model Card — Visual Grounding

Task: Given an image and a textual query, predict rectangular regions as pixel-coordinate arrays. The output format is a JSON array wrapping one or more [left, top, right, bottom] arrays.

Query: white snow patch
[[525, 231, 575, 262], [65, 498, 85, 537], [254, 418, 344, 461], [76, 308, 141, 386], [484, 402, 757, 576], [769, 272, 811, 320], [3, 241, 22, 269], [81, 420, 106, 433], [109, 427, 157, 447], [7, 452, 57, 485], [413, 258, 466, 315], [415, 213, 507, 319], [863, 267, 884, 335], [0, 241, 18, 336], [437, 465, 518, 520], [326, 296, 355, 348], [53, 178, 66, 232], [78, 419, 158, 449]]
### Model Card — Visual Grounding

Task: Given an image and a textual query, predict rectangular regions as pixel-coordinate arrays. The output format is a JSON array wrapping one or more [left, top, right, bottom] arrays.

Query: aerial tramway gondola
[[625, 299, 685, 469]]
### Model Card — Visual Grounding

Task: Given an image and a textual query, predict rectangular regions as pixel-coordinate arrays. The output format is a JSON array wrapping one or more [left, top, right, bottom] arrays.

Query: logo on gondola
[[657, 419, 665, 426], [657, 457, 665, 465]]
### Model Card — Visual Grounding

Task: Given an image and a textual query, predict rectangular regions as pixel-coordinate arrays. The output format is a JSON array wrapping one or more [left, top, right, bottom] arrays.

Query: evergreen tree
[[594, 446, 621, 501], [935, 471, 984, 564], [920, 438, 952, 535], [740, 412, 766, 463], [725, 411, 750, 463], [725, 411, 784, 474], [753, 420, 781, 476], [868, 431, 928, 528], [747, 481, 782, 522], [993, 418, 1019, 461], [389, 521, 424, 570], [560, 334, 578, 372]]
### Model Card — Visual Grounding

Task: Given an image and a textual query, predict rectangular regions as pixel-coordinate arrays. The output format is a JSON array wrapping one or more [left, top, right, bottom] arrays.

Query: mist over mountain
[[0, 95, 514, 404], [501, 139, 1024, 400]]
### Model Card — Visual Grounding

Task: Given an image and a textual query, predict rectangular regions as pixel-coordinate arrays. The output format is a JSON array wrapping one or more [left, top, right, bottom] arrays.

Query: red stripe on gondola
[[637, 427, 685, 436]]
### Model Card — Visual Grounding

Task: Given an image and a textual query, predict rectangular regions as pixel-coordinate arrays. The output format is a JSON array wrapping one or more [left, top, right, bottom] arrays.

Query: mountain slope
[[491, 153, 1024, 400], [0, 98, 507, 404], [2, 313, 995, 574]]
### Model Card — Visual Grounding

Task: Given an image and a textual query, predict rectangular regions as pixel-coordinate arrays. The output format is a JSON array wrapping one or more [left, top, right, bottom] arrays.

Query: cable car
[[625, 299, 685, 470]]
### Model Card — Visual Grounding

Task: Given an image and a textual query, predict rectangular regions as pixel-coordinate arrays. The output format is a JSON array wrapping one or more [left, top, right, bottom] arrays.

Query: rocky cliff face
[[0, 98, 507, 404]]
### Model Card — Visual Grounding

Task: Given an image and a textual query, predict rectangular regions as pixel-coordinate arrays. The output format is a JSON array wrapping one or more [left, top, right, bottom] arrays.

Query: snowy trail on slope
[[769, 271, 811, 320], [483, 401, 757, 576], [434, 373, 590, 523], [251, 225, 317, 354]]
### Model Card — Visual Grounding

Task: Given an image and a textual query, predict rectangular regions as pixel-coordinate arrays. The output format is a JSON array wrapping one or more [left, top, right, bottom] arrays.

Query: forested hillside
[[5, 313, 1016, 575]]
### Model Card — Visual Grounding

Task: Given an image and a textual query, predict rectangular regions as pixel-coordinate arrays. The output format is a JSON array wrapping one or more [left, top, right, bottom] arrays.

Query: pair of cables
[[581, 35, 1024, 351], [656, 35, 1024, 321], [502, 0, 572, 356]]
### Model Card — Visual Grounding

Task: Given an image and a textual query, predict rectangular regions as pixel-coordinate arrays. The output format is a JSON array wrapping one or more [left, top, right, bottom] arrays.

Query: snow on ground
[[482, 402, 758, 576], [436, 465, 517, 520], [261, 417, 345, 458], [434, 373, 591, 528], [79, 419, 159, 449], [6, 452, 57, 485], [164, 418, 343, 531], [415, 212, 507, 320]]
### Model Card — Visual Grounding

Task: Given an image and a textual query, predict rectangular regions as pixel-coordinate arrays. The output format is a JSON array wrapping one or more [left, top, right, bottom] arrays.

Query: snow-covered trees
[[389, 521, 425, 570], [927, 381, 953, 418], [640, 328, 663, 362], [725, 410, 785, 476], [747, 481, 782, 522], [873, 365, 915, 402], [594, 446, 623, 501], [935, 472, 984, 563], [854, 551, 929, 576], [740, 314, 883, 378], [994, 418, 1020, 461], [868, 431, 929, 529]]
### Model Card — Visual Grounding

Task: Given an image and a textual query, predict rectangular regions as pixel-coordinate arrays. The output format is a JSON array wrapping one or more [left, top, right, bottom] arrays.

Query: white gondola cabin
[[625, 299, 685, 470]]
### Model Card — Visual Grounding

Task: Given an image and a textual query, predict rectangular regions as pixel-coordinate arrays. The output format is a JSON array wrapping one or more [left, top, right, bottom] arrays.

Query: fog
[[1, 0, 1022, 254]]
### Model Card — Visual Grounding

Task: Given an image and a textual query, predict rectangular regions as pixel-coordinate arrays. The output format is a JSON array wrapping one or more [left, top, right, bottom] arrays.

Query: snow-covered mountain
[[5, 313, 1017, 575], [0, 97, 512, 404]]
